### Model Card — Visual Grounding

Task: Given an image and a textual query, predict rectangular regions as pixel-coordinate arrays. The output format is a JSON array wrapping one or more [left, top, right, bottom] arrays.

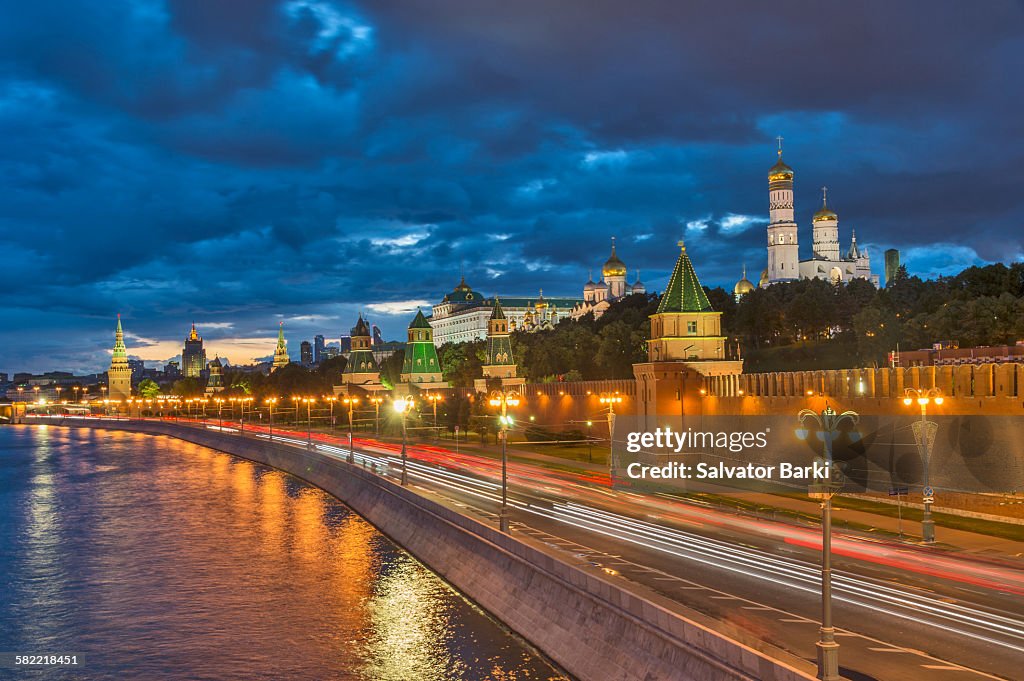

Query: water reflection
[[0, 426, 565, 681]]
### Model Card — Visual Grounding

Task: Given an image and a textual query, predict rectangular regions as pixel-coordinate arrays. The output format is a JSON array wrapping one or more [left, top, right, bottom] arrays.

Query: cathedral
[[570, 238, 645, 320], [758, 141, 878, 289]]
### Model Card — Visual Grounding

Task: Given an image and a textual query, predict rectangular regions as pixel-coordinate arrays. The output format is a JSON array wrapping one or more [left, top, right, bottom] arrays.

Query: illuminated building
[[272, 322, 290, 372], [571, 237, 645, 320], [761, 140, 877, 287], [182, 322, 206, 378], [107, 315, 132, 400]]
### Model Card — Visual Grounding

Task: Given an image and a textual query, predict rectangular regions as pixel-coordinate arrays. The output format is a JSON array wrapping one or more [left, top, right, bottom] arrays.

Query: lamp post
[[599, 393, 623, 486], [343, 396, 360, 463], [393, 397, 414, 485], [586, 420, 593, 463], [239, 397, 252, 435], [370, 396, 383, 436], [324, 395, 338, 433], [265, 398, 277, 440], [796, 405, 859, 681], [214, 398, 224, 428], [302, 397, 315, 448], [903, 387, 943, 543], [488, 389, 521, 533], [426, 393, 443, 434]]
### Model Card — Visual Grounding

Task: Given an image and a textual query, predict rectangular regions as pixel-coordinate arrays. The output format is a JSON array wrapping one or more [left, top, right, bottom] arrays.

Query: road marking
[[779, 618, 812, 623], [868, 647, 907, 653], [710, 595, 739, 600], [742, 606, 773, 611], [922, 665, 968, 670]]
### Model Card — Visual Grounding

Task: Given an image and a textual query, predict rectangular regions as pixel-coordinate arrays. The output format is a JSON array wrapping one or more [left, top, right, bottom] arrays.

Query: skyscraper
[[108, 315, 132, 400], [314, 334, 325, 364], [300, 340, 313, 366], [182, 323, 206, 378], [885, 249, 901, 287]]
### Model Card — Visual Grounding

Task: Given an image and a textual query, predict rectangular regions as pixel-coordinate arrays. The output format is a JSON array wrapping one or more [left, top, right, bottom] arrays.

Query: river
[[0, 425, 566, 680]]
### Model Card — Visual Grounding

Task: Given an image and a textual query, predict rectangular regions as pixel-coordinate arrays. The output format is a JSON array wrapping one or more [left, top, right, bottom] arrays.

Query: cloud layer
[[2, 1, 1023, 372]]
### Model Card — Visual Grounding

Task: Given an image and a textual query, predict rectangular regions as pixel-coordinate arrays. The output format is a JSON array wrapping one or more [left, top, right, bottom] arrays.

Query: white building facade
[[760, 143, 878, 288]]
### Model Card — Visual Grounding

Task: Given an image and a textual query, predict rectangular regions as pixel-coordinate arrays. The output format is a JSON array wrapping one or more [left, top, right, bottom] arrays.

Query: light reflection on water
[[0, 426, 567, 681]]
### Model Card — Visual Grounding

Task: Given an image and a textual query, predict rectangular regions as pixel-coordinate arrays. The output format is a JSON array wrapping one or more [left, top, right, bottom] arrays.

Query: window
[[687, 321, 697, 334]]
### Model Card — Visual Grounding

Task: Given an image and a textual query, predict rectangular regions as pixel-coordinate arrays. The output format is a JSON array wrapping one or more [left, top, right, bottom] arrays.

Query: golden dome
[[813, 187, 837, 221], [759, 268, 770, 287], [602, 238, 627, 278], [768, 156, 794, 182], [734, 265, 755, 296], [813, 206, 837, 222]]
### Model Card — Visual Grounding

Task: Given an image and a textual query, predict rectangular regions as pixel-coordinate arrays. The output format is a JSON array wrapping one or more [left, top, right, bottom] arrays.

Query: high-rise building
[[164, 360, 181, 379], [339, 335, 352, 353], [272, 322, 290, 372], [300, 340, 313, 366], [108, 315, 132, 400], [372, 325, 384, 346], [182, 323, 206, 378], [313, 335, 325, 364], [884, 249, 901, 287]]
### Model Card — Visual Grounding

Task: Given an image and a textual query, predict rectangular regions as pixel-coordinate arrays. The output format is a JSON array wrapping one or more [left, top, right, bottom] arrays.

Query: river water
[[0, 425, 566, 680]]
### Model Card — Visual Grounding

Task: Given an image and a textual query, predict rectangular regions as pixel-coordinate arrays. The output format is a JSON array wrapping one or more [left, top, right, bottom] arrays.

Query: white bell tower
[[766, 137, 799, 284]]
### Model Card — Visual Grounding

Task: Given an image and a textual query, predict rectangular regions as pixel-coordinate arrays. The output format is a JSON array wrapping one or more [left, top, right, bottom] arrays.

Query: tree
[[138, 379, 160, 398]]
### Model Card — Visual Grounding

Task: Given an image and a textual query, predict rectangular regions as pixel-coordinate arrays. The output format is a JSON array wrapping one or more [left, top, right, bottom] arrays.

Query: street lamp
[[214, 398, 225, 428], [302, 397, 315, 448], [342, 396, 360, 463], [488, 389, 521, 533], [369, 396, 383, 436], [796, 405, 859, 681], [393, 397, 414, 485], [324, 395, 338, 432], [265, 398, 278, 440], [239, 397, 253, 435], [599, 393, 623, 486], [902, 387, 944, 543], [426, 393, 443, 433], [586, 420, 594, 462]]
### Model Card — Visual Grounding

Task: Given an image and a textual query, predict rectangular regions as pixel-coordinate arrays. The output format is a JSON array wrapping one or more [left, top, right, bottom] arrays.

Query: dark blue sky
[[2, 1, 1023, 373]]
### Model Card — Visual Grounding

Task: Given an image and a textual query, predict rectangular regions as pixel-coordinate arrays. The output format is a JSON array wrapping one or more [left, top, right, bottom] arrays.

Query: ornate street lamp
[[488, 389, 521, 533], [302, 397, 315, 448], [369, 396, 383, 436], [599, 393, 623, 486], [796, 405, 859, 681], [342, 396, 360, 463], [264, 398, 278, 440], [902, 387, 943, 543], [426, 393, 443, 432], [393, 397, 415, 485]]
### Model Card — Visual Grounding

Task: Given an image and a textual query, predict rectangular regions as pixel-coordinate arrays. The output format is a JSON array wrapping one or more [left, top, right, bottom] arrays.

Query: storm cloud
[[1, 1, 1022, 372]]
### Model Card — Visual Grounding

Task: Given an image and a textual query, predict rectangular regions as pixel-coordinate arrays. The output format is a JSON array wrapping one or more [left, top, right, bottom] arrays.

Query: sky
[[2, 1, 1023, 374]]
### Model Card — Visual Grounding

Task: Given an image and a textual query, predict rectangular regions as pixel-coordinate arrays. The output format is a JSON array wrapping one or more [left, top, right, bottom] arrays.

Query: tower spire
[[821, 185, 829, 207], [776, 135, 784, 157]]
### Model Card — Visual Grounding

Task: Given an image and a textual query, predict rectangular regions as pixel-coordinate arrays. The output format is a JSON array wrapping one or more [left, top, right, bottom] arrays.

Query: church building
[[760, 140, 878, 288]]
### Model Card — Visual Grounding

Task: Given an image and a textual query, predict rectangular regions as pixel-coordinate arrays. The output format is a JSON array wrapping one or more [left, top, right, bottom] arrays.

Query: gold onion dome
[[602, 238, 627, 277], [768, 156, 794, 181], [813, 188, 837, 222], [734, 265, 754, 296]]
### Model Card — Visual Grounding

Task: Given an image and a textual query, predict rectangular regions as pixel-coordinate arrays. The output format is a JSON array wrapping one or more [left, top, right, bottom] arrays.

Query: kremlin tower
[[108, 315, 132, 401]]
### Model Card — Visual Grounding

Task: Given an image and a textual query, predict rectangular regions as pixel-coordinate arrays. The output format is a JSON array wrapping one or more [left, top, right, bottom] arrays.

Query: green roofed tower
[[341, 315, 381, 387], [647, 241, 730, 365], [108, 314, 132, 401], [400, 309, 447, 389], [272, 322, 290, 372]]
